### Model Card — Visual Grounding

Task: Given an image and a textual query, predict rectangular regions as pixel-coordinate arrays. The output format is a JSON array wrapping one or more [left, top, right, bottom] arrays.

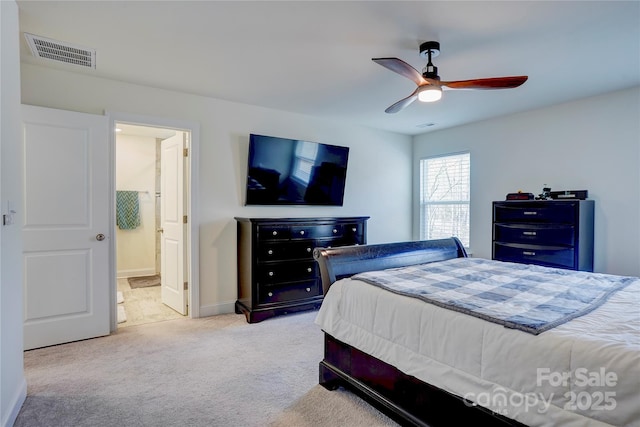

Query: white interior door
[[160, 132, 187, 315], [22, 105, 110, 350]]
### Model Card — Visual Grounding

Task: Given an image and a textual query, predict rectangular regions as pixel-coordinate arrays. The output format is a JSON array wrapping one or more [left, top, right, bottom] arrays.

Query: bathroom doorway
[[114, 122, 189, 327]]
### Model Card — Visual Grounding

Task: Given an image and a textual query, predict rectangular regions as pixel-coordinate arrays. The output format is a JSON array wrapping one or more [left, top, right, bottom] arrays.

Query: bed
[[313, 238, 640, 427]]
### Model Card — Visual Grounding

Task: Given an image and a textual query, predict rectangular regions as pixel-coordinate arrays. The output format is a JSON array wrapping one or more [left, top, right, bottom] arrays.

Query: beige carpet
[[270, 385, 398, 426], [15, 311, 399, 427]]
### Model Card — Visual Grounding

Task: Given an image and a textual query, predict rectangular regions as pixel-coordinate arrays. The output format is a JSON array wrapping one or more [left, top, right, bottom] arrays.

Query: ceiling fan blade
[[385, 92, 418, 114], [440, 76, 528, 90], [373, 57, 427, 86]]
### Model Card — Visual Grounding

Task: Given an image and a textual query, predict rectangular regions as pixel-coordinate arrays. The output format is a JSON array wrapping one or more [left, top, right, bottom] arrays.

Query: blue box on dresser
[[492, 200, 594, 271]]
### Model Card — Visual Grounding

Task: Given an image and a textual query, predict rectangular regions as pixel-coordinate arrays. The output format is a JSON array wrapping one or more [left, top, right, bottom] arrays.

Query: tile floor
[[117, 277, 184, 328]]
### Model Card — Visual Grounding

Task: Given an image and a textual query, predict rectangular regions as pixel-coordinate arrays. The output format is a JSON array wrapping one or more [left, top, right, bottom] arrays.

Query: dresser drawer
[[343, 222, 365, 238], [257, 225, 291, 240], [290, 224, 344, 239], [258, 241, 314, 261], [494, 203, 576, 223], [494, 223, 575, 246], [493, 242, 575, 269], [316, 238, 363, 249], [258, 242, 288, 261], [312, 237, 356, 252], [257, 261, 317, 283], [286, 241, 315, 259], [258, 280, 320, 304]]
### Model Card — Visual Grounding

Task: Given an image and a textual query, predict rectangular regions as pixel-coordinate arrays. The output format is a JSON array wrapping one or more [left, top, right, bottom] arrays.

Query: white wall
[[1, 2, 27, 426], [115, 134, 157, 277], [21, 63, 413, 315], [413, 87, 640, 276]]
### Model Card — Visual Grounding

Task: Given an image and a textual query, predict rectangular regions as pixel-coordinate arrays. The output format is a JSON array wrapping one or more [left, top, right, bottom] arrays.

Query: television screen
[[245, 134, 349, 206]]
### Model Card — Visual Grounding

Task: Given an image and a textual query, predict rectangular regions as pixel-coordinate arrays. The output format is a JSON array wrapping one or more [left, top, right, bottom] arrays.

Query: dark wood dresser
[[235, 216, 369, 323], [492, 200, 594, 271]]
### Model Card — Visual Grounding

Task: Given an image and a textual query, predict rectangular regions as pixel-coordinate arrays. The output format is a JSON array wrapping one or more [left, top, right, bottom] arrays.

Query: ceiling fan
[[373, 41, 528, 114]]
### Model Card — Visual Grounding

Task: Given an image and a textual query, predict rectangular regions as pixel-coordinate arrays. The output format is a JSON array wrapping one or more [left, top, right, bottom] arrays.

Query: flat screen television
[[245, 134, 349, 206]]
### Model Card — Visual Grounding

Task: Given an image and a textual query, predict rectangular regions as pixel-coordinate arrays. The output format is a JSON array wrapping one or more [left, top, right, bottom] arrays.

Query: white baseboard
[[117, 268, 155, 278], [2, 377, 26, 427], [198, 300, 236, 318]]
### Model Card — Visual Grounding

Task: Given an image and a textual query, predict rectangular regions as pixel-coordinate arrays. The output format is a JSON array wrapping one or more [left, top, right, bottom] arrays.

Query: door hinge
[[183, 215, 188, 224], [183, 148, 188, 157], [184, 282, 188, 291]]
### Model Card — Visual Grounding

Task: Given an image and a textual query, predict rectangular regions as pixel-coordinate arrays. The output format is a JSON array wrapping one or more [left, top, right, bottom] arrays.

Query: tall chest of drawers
[[492, 200, 594, 271], [235, 216, 368, 323]]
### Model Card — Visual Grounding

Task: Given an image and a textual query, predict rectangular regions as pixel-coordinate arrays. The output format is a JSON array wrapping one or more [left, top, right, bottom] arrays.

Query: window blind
[[420, 152, 470, 247]]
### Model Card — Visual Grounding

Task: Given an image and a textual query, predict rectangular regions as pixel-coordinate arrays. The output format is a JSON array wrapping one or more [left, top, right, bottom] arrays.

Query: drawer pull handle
[[267, 249, 273, 255], [268, 271, 274, 276], [352, 227, 357, 232], [300, 230, 305, 235], [523, 231, 537, 236], [268, 292, 273, 297], [306, 247, 312, 252], [307, 267, 312, 273], [333, 229, 338, 234], [272, 231, 278, 236], [523, 251, 536, 256], [306, 288, 311, 292], [523, 211, 537, 215]]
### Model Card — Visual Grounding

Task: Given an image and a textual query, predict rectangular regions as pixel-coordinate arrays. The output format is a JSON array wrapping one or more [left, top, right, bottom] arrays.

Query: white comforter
[[315, 272, 640, 427]]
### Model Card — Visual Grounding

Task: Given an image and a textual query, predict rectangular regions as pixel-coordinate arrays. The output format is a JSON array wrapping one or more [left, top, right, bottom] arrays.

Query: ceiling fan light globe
[[418, 86, 442, 102]]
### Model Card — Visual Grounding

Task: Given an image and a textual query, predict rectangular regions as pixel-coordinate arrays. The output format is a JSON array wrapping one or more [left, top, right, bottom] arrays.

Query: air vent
[[24, 33, 96, 69], [416, 122, 436, 128]]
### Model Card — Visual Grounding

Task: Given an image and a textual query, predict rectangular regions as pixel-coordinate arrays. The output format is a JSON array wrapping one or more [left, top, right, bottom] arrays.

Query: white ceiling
[[17, 1, 640, 136]]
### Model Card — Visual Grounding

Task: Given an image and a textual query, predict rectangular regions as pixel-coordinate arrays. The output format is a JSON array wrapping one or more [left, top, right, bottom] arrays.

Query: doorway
[[114, 123, 182, 327], [109, 112, 200, 331]]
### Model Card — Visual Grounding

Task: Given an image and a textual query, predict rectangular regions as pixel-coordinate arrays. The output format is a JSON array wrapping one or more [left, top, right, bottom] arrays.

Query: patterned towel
[[352, 258, 637, 335], [116, 191, 140, 230]]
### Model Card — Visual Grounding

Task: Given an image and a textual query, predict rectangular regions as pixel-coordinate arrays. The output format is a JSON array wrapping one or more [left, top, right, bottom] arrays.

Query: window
[[419, 152, 470, 247], [292, 141, 318, 184]]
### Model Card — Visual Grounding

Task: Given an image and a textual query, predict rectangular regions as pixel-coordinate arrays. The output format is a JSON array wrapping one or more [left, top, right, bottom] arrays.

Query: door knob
[[96, 233, 106, 241]]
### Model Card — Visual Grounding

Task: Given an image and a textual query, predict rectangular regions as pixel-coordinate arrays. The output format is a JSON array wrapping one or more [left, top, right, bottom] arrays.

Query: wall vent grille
[[24, 33, 96, 69]]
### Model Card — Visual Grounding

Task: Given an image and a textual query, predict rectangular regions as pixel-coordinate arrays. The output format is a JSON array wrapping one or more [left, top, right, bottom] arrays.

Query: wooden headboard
[[313, 237, 467, 294]]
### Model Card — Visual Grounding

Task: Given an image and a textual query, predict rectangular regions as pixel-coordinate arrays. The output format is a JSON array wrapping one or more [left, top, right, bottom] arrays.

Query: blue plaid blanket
[[352, 258, 637, 335]]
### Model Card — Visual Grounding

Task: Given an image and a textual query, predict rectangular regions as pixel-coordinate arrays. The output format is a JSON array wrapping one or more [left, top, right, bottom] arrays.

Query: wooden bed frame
[[313, 238, 528, 427]]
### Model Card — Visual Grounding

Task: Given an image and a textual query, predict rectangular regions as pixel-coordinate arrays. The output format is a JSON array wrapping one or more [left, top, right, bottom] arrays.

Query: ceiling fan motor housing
[[420, 41, 441, 80]]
